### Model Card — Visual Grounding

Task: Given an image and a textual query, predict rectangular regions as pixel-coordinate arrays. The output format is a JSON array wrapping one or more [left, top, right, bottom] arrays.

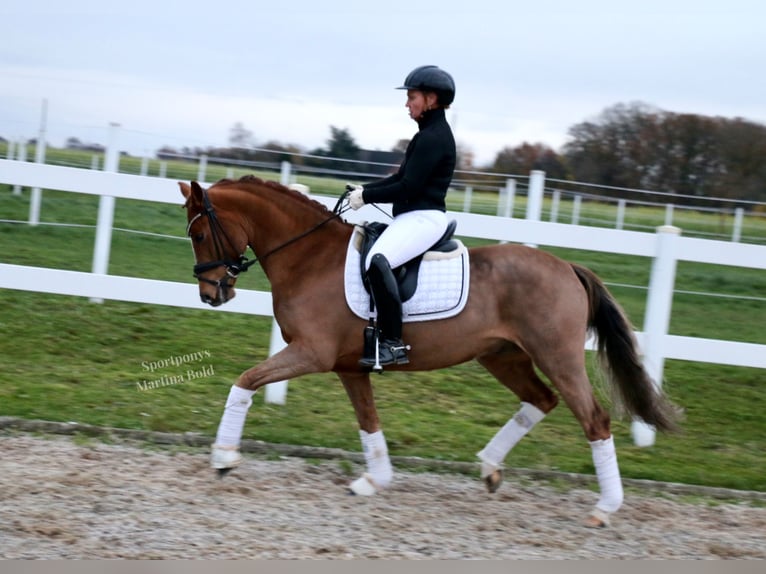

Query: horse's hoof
[[210, 444, 242, 471], [483, 469, 503, 493], [583, 509, 610, 528], [216, 467, 234, 479], [348, 474, 377, 496]]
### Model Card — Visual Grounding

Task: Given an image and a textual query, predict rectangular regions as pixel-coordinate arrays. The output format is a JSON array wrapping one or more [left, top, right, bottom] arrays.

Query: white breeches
[[365, 210, 448, 270]]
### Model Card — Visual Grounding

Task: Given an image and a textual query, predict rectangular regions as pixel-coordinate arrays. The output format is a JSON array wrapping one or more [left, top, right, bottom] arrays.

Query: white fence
[[1, 158, 765, 447]]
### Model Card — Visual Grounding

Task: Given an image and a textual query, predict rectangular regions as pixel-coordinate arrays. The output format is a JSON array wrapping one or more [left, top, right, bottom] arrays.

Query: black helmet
[[397, 65, 455, 106]]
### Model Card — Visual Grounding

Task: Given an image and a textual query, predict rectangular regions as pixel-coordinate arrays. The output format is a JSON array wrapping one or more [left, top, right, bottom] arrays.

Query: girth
[[358, 219, 458, 302]]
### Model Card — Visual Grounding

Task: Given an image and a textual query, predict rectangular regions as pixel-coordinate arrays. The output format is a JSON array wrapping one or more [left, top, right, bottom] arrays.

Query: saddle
[[358, 219, 459, 302]]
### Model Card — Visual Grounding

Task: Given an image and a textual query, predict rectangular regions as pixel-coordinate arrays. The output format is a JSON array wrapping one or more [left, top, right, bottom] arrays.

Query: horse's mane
[[211, 175, 334, 217]]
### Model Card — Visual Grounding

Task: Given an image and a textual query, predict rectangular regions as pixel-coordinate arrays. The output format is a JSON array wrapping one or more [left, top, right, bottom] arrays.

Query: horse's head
[[179, 181, 251, 307]]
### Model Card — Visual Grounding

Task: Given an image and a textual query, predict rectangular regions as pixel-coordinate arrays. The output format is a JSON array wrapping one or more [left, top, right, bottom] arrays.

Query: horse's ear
[[178, 182, 192, 200], [178, 181, 204, 207]]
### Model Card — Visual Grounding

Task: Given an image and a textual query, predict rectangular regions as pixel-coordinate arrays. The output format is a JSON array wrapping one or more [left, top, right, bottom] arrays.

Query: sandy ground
[[0, 432, 764, 560]]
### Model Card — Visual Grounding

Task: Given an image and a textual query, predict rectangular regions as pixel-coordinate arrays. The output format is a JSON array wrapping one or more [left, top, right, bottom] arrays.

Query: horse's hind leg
[[535, 351, 623, 527], [476, 347, 559, 492], [338, 371, 393, 496]]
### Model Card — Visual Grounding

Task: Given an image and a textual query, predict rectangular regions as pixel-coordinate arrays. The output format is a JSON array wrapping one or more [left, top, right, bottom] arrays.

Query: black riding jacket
[[362, 108, 456, 217]]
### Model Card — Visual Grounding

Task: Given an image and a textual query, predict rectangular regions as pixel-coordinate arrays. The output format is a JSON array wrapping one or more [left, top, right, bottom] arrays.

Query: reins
[[188, 187, 352, 287]]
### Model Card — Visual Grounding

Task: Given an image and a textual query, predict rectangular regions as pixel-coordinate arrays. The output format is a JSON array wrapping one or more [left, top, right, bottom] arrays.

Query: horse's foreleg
[[477, 402, 546, 491], [210, 384, 256, 473], [211, 342, 331, 475], [338, 371, 393, 496], [476, 350, 559, 492]]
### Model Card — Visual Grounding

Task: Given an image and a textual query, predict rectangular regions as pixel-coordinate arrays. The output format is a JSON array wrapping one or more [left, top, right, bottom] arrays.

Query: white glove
[[347, 185, 365, 210]]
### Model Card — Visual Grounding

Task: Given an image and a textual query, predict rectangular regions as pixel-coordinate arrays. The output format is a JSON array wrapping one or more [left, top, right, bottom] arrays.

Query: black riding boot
[[359, 254, 410, 368]]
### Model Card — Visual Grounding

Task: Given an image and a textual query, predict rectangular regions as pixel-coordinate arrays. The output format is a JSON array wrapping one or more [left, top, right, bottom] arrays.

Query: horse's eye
[[194, 233, 205, 243]]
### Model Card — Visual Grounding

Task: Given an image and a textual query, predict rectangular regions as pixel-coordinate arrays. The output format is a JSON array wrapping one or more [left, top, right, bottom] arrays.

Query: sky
[[1, 0, 764, 166]]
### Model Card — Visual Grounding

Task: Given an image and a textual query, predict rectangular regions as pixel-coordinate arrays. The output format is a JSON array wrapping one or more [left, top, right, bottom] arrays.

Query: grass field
[[1, 149, 765, 493]]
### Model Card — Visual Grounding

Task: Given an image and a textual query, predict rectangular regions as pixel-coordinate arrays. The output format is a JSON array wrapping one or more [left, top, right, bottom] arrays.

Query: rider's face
[[405, 89, 436, 120]]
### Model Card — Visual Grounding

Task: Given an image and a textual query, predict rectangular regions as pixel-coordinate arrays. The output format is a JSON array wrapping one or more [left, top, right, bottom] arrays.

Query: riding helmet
[[397, 65, 455, 106]]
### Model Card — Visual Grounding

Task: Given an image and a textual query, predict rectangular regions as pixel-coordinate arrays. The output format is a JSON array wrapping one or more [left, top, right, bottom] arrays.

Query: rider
[[347, 65, 457, 367]]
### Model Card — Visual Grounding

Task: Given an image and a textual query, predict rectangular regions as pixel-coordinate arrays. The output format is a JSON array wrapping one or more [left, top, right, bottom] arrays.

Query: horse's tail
[[572, 263, 679, 432]]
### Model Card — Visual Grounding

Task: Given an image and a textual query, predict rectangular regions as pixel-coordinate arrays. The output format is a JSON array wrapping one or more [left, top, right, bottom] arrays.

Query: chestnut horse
[[179, 175, 677, 527]]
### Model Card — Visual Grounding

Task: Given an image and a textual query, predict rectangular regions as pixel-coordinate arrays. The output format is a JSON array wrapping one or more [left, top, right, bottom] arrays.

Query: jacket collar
[[416, 107, 446, 129]]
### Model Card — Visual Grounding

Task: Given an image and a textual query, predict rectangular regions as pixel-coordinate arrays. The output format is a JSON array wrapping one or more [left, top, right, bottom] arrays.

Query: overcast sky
[[1, 0, 764, 165]]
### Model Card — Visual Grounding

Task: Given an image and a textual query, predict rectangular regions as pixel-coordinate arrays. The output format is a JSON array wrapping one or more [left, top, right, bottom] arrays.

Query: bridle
[[186, 187, 350, 296], [186, 189, 257, 293]]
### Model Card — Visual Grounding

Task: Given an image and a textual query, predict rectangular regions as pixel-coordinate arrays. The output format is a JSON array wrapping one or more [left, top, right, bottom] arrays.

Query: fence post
[[6, 139, 15, 160], [264, 320, 289, 405], [550, 190, 560, 223], [140, 156, 149, 176], [280, 161, 292, 186], [29, 100, 48, 226], [29, 139, 46, 225], [525, 170, 545, 247], [90, 123, 121, 304], [571, 194, 582, 226], [197, 154, 208, 183], [463, 185, 473, 213], [732, 207, 744, 242], [632, 225, 681, 447], [498, 179, 515, 244], [664, 204, 674, 226], [498, 179, 515, 218], [13, 141, 26, 195], [526, 170, 545, 222], [263, 165, 301, 405], [616, 199, 626, 230]]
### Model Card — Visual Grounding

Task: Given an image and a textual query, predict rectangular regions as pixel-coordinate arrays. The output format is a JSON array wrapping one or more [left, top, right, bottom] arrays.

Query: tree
[[228, 122, 254, 148], [562, 102, 766, 202], [714, 118, 766, 202], [260, 141, 305, 165], [563, 102, 662, 190], [304, 126, 361, 172], [493, 142, 568, 180], [325, 126, 360, 159], [653, 113, 722, 197]]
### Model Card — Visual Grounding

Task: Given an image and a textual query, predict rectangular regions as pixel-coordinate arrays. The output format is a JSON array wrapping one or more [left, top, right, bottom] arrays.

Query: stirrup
[[359, 338, 410, 368]]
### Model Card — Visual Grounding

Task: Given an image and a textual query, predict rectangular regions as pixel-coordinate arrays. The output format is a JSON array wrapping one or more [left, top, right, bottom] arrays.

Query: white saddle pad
[[344, 225, 470, 323]]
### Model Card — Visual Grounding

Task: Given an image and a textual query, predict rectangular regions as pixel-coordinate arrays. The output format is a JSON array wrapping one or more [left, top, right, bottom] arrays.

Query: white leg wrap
[[350, 430, 392, 495], [214, 385, 256, 447], [349, 475, 378, 496], [590, 435, 624, 514], [476, 402, 545, 476]]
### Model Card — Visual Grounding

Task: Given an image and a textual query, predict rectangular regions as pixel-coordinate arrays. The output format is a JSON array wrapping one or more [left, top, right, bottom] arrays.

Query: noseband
[[186, 189, 257, 291]]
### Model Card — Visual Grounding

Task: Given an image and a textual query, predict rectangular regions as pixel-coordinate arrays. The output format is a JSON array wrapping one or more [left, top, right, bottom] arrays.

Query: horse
[[179, 175, 678, 528]]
